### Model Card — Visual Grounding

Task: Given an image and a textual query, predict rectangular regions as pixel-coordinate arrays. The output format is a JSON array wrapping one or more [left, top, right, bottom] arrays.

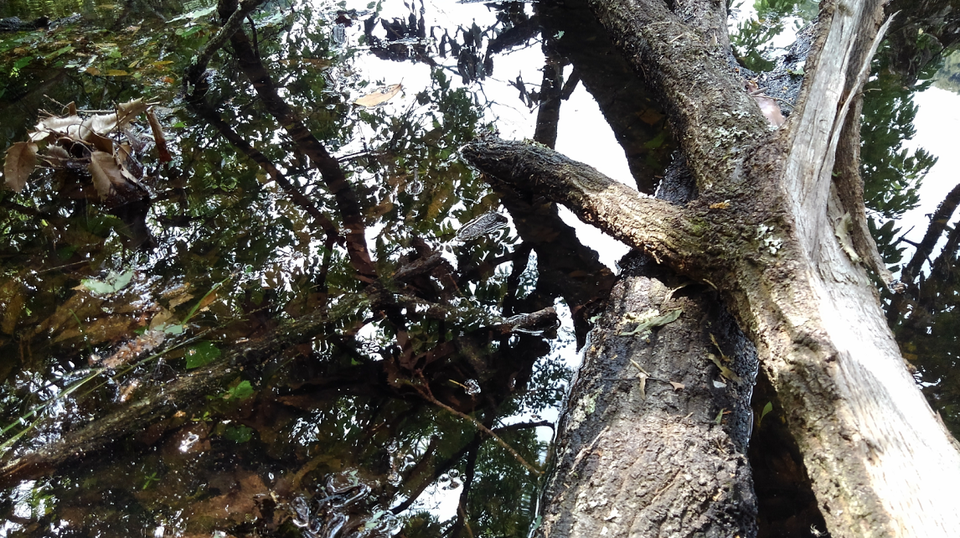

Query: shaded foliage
[[0, 1, 582, 536]]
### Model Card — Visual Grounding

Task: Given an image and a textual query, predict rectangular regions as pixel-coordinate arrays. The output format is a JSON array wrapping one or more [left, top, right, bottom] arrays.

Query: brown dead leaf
[[32, 115, 83, 140], [145, 108, 172, 163], [4, 141, 38, 192], [85, 130, 115, 153], [117, 99, 148, 127], [88, 150, 125, 199], [41, 145, 71, 168], [197, 290, 218, 311], [117, 159, 139, 183], [82, 113, 119, 138], [354, 83, 402, 108], [186, 470, 267, 525], [669, 381, 685, 391]]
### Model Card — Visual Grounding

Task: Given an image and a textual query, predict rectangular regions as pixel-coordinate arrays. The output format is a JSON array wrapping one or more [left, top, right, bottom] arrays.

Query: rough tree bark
[[537, 254, 761, 538], [463, 0, 960, 536]]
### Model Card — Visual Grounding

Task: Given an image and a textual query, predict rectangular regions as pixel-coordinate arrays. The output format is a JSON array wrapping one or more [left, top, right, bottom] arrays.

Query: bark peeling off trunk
[[540, 256, 757, 538]]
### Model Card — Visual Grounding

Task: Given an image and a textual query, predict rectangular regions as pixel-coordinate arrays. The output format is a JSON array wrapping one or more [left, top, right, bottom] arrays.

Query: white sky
[[900, 87, 960, 268]]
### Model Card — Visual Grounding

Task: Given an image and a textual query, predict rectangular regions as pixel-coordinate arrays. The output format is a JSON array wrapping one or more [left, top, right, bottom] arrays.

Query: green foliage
[[729, 0, 818, 72], [861, 47, 938, 269], [185, 341, 221, 369], [933, 48, 960, 93], [80, 270, 135, 295], [222, 424, 255, 442], [865, 43, 960, 439], [222, 380, 255, 401], [468, 426, 545, 535]]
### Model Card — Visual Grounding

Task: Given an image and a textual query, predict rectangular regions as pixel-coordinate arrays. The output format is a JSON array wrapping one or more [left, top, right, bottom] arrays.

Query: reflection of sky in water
[[333, 0, 633, 268]]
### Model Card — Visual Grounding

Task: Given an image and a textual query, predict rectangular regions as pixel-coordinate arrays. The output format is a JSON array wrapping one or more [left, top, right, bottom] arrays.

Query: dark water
[[0, 0, 956, 536]]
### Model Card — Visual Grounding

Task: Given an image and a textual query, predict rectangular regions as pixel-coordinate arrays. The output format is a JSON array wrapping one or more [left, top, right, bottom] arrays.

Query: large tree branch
[[461, 139, 711, 275], [465, 1, 960, 530], [587, 0, 768, 190], [782, 4, 894, 268]]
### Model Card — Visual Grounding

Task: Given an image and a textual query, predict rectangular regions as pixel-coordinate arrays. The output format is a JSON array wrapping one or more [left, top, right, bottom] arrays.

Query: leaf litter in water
[[3, 141, 38, 192]]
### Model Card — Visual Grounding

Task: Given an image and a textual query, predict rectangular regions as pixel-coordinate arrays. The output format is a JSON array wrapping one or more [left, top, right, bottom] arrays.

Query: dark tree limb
[[902, 181, 960, 284], [218, 0, 377, 282]]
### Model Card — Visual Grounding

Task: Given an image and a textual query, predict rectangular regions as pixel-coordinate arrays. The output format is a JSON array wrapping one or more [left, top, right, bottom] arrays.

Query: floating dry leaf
[[117, 99, 148, 126], [85, 130, 115, 153], [4, 142, 38, 192], [145, 108, 172, 163], [40, 145, 71, 168], [6, 98, 161, 204], [31, 115, 83, 141], [88, 150, 126, 199], [354, 83, 402, 108]]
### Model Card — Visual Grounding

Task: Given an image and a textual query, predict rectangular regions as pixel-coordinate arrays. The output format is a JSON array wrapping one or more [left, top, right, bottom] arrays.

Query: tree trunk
[[464, 0, 960, 535], [539, 255, 759, 537]]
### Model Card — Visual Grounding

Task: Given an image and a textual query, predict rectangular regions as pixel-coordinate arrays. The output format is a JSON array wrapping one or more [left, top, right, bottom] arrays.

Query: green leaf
[[176, 25, 205, 38], [185, 341, 220, 369], [45, 45, 73, 60], [167, 5, 217, 23], [223, 424, 254, 443], [224, 380, 255, 401], [163, 324, 185, 335], [81, 270, 135, 294], [758, 401, 774, 427]]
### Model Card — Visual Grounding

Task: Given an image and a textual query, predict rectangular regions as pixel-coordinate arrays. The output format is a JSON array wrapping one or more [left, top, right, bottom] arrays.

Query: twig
[[416, 379, 542, 476]]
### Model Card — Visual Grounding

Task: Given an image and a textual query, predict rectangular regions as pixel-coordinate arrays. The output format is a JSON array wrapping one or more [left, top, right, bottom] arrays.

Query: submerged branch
[[182, 0, 265, 91], [415, 378, 543, 477], [221, 0, 377, 282], [0, 309, 330, 490], [185, 87, 341, 247]]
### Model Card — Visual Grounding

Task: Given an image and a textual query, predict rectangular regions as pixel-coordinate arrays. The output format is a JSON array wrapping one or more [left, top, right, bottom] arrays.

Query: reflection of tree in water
[[0, 0, 609, 536], [2, 0, 960, 536]]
